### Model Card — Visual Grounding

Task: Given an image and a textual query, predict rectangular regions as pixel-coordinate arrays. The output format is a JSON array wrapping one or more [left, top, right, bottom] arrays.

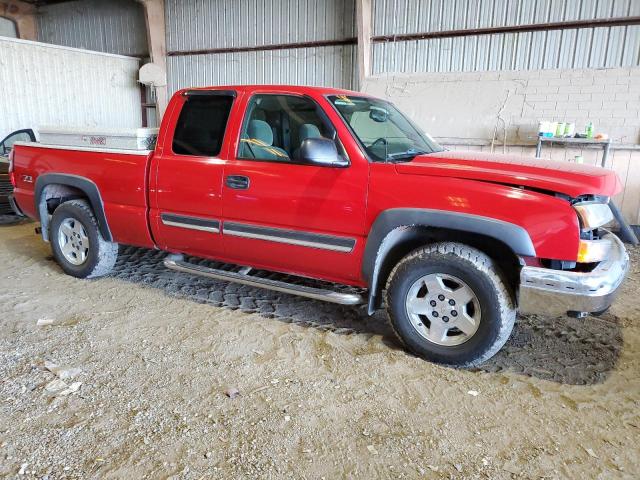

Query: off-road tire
[[386, 242, 516, 367], [50, 199, 118, 278]]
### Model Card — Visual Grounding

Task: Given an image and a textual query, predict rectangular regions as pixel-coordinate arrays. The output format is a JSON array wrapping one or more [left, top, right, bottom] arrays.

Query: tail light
[[8, 148, 16, 186]]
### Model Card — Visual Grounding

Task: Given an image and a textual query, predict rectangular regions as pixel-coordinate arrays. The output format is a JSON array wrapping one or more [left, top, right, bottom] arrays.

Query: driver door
[[221, 92, 368, 284]]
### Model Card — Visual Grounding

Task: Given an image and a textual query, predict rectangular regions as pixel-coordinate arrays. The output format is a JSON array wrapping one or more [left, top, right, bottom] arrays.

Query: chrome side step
[[164, 255, 366, 306]]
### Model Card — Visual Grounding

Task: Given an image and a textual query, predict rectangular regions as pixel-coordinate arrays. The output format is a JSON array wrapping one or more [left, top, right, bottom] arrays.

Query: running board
[[164, 255, 366, 306]]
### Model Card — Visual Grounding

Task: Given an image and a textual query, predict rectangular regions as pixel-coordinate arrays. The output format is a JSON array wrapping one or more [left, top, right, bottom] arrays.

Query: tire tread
[[385, 242, 516, 367], [52, 199, 118, 278]]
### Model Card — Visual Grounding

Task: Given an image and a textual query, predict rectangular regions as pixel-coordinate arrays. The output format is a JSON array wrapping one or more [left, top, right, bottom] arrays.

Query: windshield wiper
[[386, 150, 428, 162]]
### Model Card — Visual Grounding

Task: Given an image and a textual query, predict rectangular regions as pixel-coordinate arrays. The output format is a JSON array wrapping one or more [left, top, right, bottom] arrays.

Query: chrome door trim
[[161, 213, 220, 233], [223, 221, 355, 253]]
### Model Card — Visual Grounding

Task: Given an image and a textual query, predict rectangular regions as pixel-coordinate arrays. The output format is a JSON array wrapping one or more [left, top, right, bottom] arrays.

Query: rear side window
[[172, 95, 234, 156]]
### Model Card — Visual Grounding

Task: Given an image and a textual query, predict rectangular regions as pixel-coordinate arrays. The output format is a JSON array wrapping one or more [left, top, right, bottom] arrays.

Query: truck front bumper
[[519, 231, 629, 317]]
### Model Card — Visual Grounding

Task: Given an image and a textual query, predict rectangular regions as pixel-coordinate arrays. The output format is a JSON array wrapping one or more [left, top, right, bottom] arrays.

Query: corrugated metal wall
[[166, 0, 356, 50], [0, 37, 141, 138], [168, 47, 356, 94], [165, 0, 357, 94], [36, 0, 148, 57], [371, 0, 640, 74]]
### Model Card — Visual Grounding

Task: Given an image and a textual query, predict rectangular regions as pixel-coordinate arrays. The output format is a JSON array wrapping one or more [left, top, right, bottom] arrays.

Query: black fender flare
[[34, 173, 112, 242], [362, 208, 536, 314]]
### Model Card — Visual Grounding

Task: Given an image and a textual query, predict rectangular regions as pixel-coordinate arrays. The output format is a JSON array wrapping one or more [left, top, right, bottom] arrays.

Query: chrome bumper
[[519, 232, 629, 317]]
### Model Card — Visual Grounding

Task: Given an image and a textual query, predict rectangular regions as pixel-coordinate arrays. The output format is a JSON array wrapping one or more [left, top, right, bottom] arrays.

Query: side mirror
[[298, 137, 348, 167], [369, 107, 389, 123]]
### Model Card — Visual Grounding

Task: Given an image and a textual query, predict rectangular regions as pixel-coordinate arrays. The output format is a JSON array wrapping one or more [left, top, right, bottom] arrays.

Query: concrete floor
[[1, 220, 638, 479]]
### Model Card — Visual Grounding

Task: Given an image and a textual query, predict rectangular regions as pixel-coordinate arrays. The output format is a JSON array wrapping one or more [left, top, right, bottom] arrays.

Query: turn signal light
[[577, 239, 611, 263]]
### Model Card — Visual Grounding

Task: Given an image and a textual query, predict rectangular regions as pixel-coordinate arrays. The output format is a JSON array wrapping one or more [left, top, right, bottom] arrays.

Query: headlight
[[574, 201, 613, 231]]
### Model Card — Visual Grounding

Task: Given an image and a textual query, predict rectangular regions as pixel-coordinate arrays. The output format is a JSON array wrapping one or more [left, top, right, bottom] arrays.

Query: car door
[[1, 129, 36, 214], [0, 129, 35, 161], [221, 92, 369, 285], [149, 90, 237, 258]]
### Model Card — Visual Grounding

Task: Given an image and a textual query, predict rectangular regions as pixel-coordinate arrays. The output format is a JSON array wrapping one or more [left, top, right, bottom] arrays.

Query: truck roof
[[177, 84, 365, 96]]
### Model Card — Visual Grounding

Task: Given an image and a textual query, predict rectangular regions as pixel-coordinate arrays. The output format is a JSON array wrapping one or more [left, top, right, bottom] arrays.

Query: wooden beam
[[356, 0, 372, 87], [138, 0, 168, 118], [1, 1, 37, 40]]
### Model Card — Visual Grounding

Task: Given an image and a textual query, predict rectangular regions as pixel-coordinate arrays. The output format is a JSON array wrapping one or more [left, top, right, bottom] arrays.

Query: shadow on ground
[[107, 246, 623, 386], [0, 214, 28, 226], [3, 226, 624, 386]]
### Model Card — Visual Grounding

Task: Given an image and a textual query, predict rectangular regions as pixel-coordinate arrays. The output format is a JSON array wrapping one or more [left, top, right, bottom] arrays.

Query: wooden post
[[356, 0, 372, 89], [2, 1, 37, 40], [138, 0, 168, 118]]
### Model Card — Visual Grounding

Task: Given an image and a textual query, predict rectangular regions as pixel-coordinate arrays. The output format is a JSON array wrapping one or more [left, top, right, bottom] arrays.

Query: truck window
[[328, 95, 443, 162], [172, 95, 234, 157], [0, 129, 35, 156], [238, 94, 340, 163]]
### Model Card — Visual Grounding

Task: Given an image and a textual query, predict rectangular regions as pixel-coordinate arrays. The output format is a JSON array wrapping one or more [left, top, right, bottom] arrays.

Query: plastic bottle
[[564, 123, 575, 137], [586, 122, 594, 139]]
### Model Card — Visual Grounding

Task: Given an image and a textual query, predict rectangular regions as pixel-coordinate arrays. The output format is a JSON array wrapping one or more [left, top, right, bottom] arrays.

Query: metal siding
[[371, 0, 640, 73], [0, 38, 141, 139], [165, 0, 356, 91], [168, 45, 356, 94], [373, 0, 636, 34], [166, 0, 356, 51], [36, 0, 148, 57]]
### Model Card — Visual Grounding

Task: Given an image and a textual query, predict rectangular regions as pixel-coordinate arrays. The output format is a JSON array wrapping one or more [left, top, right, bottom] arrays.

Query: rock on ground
[[0, 222, 639, 478]]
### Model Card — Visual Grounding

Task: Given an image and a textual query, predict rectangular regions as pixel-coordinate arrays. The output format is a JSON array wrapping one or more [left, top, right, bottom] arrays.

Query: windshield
[[328, 95, 443, 162]]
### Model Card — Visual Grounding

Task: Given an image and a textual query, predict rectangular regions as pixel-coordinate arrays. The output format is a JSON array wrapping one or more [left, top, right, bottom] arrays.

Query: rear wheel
[[50, 200, 118, 278], [386, 242, 515, 367]]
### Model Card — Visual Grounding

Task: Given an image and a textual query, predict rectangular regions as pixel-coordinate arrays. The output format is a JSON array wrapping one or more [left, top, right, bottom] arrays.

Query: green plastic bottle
[[586, 122, 594, 139]]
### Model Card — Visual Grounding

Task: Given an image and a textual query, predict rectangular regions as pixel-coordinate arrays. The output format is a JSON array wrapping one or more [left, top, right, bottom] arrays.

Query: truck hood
[[395, 151, 621, 198]]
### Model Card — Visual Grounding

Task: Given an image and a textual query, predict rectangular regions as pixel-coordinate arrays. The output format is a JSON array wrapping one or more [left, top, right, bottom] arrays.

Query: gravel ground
[[0, 221, 638, 479]]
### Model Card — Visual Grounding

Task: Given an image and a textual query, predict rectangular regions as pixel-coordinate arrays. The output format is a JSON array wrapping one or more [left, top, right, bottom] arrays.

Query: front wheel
[[50, 199, 118, 278], [386, 242, 515, 367]]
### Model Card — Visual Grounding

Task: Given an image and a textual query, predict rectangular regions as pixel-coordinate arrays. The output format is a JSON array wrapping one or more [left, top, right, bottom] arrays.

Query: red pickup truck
[[9, 85, 629, 366]]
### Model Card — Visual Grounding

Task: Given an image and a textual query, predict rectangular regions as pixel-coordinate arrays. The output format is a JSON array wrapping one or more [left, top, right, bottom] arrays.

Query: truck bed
[[12, 142, 155, 248]]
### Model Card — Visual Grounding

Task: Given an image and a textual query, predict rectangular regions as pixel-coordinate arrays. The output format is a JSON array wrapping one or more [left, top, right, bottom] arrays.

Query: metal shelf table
[[535, 136, 611, 168]]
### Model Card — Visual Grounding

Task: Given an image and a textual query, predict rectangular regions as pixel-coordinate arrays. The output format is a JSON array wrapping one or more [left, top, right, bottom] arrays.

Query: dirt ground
[[0, 220, 638, 479]]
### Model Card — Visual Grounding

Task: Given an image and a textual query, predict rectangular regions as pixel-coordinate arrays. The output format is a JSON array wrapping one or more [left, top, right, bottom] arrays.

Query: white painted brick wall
[[363, 67, 640, 145]]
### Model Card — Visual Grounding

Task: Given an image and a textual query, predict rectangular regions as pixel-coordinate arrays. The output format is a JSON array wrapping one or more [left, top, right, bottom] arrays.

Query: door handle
[[225, 175, 250, 190]]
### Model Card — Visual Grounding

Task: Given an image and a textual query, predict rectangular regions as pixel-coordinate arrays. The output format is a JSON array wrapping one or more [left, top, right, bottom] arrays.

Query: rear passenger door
[[149, 91, 236, 258]]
